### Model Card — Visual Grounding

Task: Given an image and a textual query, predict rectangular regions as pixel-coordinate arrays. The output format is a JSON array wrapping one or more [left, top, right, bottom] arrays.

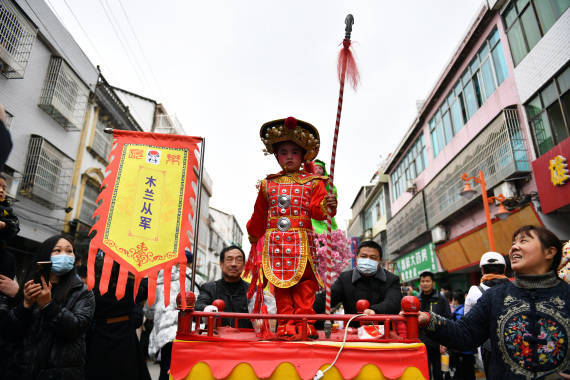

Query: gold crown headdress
[[260, 117, 320, 161]]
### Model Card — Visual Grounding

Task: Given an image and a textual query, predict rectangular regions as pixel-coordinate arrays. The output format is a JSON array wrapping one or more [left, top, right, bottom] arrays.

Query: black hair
[[0, 174, 6, 181], [481, 263, 506, 274], [419, 271, 435, 280], [512, 225, 563, 271], [452, 289, 465, 305], [443, 290, 452, 302], [357, 240, 383, 257], [220, 245, 245, 263]]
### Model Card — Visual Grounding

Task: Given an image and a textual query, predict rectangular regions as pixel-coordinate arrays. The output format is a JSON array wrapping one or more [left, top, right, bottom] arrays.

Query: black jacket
[[0, 198, 19, 278], [195, 278, 252, 328], [424, 272, 570, 379], [6, 270, 95, 380], [314, 268, 402, 317], [419, 290, 452, 349], [0, 119, 12, 171]]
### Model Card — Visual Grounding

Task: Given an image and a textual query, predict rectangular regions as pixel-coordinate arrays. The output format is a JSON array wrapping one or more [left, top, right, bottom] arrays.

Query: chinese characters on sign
[[394, 243, 438, 282], [139, 176, 157, 230], [549, 155, 569, 186]]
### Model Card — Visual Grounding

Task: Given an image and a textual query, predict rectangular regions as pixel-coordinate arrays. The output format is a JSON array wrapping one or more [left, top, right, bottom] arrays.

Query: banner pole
[[190, 138, 205, 293]]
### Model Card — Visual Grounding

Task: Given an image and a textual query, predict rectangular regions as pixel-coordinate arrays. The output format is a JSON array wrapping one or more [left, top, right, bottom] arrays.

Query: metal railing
[[91, 118, 113, 160], [0, 0, 36, 79], [38, 57, 89, 131], [20, 136, 73, 209], [424, 108, 530, 229]]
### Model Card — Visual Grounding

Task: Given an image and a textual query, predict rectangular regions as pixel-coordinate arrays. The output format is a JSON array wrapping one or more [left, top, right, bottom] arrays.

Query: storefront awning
[[436, 205, 541, 272]]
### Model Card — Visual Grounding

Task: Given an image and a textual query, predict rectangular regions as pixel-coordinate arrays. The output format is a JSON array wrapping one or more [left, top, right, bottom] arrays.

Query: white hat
[[480, 251, 506, 267]]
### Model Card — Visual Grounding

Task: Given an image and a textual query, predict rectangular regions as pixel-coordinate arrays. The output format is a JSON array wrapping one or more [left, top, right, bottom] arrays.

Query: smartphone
[[34, 261, 52, 284]]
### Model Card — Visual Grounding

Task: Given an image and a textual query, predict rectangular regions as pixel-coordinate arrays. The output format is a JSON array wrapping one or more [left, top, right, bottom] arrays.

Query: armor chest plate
[[266, 181, 312, 224]]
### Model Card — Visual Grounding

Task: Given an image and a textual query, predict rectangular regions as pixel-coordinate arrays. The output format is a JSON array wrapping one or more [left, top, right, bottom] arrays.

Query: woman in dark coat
[[6, 234, 95, 379], [86, 256, 151, 380], [417, 226, 570, 379]]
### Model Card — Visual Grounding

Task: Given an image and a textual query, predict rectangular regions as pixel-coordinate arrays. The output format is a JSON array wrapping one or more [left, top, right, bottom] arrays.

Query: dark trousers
[[451, 353, 475, 380], [482, 347, 492, 378], [159, 342, 173, 380], [427, 346, 443, 380]]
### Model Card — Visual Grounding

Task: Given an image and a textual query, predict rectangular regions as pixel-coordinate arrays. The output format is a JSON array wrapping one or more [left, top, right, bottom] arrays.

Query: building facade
[[384, 1, 569, 290]]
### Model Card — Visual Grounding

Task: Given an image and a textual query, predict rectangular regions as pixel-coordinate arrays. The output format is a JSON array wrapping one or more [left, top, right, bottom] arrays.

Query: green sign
[[394, 242, 438, 282]]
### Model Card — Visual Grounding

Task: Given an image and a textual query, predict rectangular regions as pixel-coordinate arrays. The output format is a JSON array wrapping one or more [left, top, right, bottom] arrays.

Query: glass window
[[479, 43, 490, 60], [517, 0, 530, 10], [473, 72, 484, 105], [535, 0, 557, 31], [532, 113, 555, 155], [450, 99, 464, 134], [505, 5, 518, 28], [492, 42, 509, 85], [542, 82, 558, 106], [553, 0, 570, 17], [442, 111, 453, 144], [464, 81, 478, 118], [558, 66, 570, 93], [520, 6, 542, 51], [391, 134, 427, 199], [507, 21, 528, 65], [527, 95, 542, 118], [547, 101, 569, 143], [561, 91, 570, 129], [481, 58, 497, 98]]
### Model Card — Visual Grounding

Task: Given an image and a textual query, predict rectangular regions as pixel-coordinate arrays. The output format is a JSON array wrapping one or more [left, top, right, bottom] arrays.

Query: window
[[21, 135, 73, 209], [38, 57, 89, 131], [91, 117, 113, 160], [79, 181, 101, 225], [391, 135, 427, 200], [526, 65, 570, 156], [429, 28, 509, 156], [504, 0, 570, 66], [0, 0, 37, 79]]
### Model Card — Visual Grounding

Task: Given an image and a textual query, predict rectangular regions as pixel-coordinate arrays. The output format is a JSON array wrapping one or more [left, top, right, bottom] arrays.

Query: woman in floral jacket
[[417, 225, 569, 379]]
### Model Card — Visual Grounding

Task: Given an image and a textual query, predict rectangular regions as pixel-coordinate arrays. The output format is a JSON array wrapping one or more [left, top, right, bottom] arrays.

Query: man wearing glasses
[[195, 245, 252, 328]]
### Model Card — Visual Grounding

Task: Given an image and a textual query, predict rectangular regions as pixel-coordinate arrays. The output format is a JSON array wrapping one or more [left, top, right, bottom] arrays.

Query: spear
[[324, 15, 359, 331]]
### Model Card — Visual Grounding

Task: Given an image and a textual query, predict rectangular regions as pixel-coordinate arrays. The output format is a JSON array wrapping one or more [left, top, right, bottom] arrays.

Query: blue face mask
[[51, 255, 75, 275], [356, 257, 378, 276]]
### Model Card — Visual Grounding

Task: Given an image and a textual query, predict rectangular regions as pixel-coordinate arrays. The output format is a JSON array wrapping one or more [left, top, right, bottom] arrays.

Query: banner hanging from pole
[[87, 130, 202, 307]]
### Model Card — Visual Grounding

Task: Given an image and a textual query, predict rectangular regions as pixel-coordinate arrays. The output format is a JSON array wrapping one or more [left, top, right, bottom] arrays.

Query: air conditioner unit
[[406, 179, 417, 193], [431, 225, 447, 244], [493, 181, 516, 200]]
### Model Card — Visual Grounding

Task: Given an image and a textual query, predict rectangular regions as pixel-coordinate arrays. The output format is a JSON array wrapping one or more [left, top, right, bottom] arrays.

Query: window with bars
[[79, 180, 101, 225], [91, 117, 113, 160], [21, 135, 73, 209], [430, 28, 509, 157], [0, 0, 36, 79], [504, 0, 570, 66], [38, 57, 89, 131], [526, 65, 570, 156], [390, 135, 427, 201]]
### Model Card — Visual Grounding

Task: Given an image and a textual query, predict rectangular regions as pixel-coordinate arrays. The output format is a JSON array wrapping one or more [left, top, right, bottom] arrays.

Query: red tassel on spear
[[324, 14, 359, 335]]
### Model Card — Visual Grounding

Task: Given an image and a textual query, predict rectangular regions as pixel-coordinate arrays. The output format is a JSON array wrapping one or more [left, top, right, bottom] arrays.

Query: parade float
[[87, 15, 429, 380]]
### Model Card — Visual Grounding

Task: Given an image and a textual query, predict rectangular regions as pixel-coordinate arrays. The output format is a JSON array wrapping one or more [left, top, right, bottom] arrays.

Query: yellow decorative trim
[[262, 230, 310, 289], [320, 197, 329, 217], [260, 179, 267, 200], [268, 172, 327, 185]]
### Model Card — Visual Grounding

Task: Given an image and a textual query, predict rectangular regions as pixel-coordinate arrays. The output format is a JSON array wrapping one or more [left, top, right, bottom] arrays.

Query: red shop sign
[[531, 137, 570, 214]]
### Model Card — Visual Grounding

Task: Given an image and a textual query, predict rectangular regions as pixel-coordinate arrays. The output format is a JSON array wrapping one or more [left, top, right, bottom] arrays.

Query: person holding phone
[[4, 235, 95, 379]]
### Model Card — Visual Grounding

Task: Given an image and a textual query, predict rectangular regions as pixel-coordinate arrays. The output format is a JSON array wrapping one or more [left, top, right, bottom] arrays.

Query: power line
[[96, 0, 152, 93], [116, 0, 164, 98]]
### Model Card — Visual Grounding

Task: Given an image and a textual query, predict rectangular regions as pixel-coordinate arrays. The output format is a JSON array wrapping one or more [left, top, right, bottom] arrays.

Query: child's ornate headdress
[[260, 116, 320, 161]]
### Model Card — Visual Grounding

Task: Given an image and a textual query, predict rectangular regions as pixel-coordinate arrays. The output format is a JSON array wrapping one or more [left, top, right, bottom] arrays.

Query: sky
[[46, 0, 484, 243]]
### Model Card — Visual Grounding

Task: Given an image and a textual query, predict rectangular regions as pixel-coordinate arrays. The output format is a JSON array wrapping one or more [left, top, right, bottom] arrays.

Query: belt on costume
[[106, 315, 130, 324], [268, 217, 312, 230]]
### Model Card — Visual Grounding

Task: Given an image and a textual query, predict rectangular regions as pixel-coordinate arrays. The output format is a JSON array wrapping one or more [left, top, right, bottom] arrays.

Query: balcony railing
[[20, 135, 73, 209], [424, 108, 531, 229], [0, 0, 36, 79], [386, 192, 428, 255], [38, 57, 89, 131]]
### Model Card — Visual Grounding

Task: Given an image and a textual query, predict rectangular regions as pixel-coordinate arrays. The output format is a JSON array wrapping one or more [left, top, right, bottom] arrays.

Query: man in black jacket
[[419, 271, 451, 380], [314, 241, 401, 322], [195, 245, 252, 328], [0, 104, 12, 172]]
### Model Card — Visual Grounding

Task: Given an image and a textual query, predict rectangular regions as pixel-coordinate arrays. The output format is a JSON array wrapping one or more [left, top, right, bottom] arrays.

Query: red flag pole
[[325, 15, 359, 324]]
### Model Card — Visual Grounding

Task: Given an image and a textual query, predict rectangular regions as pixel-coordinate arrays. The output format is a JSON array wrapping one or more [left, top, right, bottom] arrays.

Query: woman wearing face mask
[[5, 235, 95, 379]]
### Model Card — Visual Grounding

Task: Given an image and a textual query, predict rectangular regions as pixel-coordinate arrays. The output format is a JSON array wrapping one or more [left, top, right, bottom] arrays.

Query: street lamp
[[460, 171, 511, 251]]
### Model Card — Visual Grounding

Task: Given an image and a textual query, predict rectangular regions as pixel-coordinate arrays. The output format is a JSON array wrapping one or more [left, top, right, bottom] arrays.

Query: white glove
[[202, 305, 218, 325]]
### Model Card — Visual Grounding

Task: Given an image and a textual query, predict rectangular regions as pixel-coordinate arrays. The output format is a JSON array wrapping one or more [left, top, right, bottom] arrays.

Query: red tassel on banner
[[163, 266, 172, 307], [147, 272, 157, 306], [179, 262, 187, 310], [337, 39, 360, 90], [133, 275, 141, 302], [99, 254, 114, 295], [115, 267, 128, 300]]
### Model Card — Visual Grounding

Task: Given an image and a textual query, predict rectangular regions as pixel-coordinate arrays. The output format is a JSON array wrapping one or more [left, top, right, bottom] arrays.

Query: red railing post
[[401, 296, 421, 339]]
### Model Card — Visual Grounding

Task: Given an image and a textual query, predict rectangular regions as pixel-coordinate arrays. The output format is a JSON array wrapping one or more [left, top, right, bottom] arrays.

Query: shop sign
[[394, 242, 438, 282], [531, 137, 570, 214]]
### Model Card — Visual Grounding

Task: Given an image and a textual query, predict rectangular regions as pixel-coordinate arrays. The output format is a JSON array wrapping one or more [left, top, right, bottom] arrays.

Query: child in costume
[[246, 117, 337, 338]]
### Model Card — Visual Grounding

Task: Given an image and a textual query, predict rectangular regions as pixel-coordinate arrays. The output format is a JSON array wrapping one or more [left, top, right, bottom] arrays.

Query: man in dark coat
[[419, 271, 452, 380], [195, 245, 252, 328], [314, 240, 401, 323]]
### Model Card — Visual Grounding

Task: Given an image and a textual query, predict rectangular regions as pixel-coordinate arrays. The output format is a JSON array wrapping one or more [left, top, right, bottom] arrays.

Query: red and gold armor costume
[[247, 116, 335, 337]]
